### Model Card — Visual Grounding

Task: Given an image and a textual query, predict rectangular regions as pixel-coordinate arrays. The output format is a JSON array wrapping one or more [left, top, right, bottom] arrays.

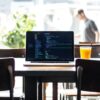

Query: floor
[[46, 83, 100, 100], [15, 78, 100, 100]]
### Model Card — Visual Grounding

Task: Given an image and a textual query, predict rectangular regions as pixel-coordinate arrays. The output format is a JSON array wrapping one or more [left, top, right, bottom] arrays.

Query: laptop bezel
[[26, 31, 74, 62]]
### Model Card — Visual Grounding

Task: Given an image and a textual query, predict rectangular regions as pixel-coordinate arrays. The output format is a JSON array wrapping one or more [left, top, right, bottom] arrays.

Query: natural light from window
[[0, 0, 100, 48]]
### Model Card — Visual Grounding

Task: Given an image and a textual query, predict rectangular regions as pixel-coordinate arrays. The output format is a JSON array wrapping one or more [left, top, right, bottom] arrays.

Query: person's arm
[[75, 33, 80, 38], [90, 20, 99, 42], [95, 31, 99, 42]]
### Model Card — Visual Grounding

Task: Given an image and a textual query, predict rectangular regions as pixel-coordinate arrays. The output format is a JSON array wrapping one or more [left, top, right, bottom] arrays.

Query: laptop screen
[[26, 31, 74, 62]]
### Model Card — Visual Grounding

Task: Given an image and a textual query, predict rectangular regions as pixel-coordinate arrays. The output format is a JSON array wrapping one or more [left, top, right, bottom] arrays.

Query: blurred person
[[76, 9, 99, 43]]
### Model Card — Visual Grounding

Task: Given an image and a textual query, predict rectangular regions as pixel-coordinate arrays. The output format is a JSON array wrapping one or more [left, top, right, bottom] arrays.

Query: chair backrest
[[76, 59, 100, 92], [0, 57, 15, 91]]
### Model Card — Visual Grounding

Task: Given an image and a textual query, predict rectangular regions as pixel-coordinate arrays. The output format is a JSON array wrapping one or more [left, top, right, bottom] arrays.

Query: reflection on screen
[[26, 31, 74, 62]]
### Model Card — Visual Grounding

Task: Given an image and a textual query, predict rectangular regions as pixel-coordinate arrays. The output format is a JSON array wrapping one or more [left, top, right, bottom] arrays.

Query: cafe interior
[[1, 0, 100, 100]]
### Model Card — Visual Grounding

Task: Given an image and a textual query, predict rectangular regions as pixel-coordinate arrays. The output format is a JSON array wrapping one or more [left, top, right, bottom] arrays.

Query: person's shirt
[[79, 20, 86, 42], [79, 18, 98, 42]]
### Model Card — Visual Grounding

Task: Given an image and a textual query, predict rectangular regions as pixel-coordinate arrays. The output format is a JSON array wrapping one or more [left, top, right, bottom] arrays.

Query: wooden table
[[14, 58, 76, 100]]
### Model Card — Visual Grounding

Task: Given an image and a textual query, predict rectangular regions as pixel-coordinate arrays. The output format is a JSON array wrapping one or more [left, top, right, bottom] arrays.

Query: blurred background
[[0, 0, 100, 48]]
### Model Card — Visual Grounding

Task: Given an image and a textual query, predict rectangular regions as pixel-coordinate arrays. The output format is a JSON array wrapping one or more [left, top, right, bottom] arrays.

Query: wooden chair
[[0, 57, 15, 100], [59, 59, 100, 100]]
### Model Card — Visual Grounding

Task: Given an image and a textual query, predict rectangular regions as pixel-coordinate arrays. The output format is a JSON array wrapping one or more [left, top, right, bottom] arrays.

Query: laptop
[[24, 31, 74, 66]]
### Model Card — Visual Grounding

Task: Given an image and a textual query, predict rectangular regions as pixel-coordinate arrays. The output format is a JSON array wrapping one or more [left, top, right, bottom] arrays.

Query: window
[[0, 0, 100, 48]]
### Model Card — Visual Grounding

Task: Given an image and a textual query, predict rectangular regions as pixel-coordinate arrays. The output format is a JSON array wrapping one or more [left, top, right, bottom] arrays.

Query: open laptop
[[24, 31, 74, 66]]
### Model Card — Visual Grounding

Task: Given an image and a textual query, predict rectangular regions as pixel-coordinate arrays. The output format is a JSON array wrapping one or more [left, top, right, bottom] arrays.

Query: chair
[[59, 59, 100, 100], [0, 49, 25, 100], [0, 57, 15, 100], [76, 58, 100, 100]]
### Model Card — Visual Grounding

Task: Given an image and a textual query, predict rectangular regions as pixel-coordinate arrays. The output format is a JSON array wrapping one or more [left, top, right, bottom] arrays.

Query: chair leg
[[10, 89, 14, 100], [77, 66, 83, 100], [77, 89, 81, 100], [59, 93, 63, 100]]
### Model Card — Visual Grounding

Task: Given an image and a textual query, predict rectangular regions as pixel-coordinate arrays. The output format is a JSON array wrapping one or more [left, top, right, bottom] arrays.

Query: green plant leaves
[[2, 12, 36, 48]]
